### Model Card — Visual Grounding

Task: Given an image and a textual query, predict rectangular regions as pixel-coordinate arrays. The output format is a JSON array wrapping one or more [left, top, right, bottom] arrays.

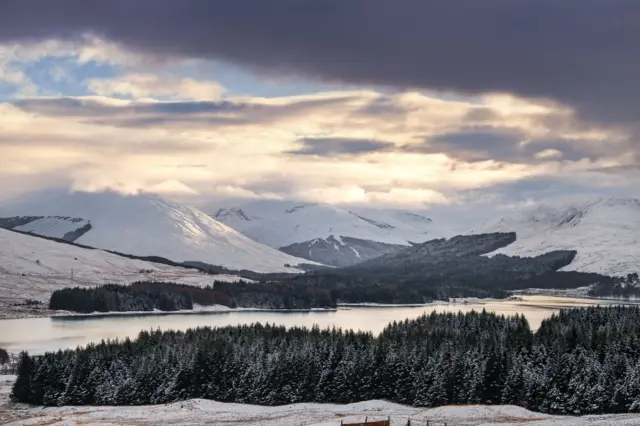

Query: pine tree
[[11, 352, 34, 403]]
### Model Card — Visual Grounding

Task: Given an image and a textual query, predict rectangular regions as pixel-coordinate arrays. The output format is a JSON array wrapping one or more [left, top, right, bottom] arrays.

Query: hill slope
[[213, 200, 437, 266], [474, 197, 640, 276], [0, 227, 224, 312], [0, 191, 315, 273], [280, 233, 605, 304]]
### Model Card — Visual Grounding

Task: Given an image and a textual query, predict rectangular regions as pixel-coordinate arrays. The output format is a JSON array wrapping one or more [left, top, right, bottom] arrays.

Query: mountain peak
[[213, 207, 253, 222], [211, 199, 438, 266]]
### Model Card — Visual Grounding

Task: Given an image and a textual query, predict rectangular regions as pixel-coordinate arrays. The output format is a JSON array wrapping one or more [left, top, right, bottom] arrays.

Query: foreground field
[[3, 376, 640, 425]]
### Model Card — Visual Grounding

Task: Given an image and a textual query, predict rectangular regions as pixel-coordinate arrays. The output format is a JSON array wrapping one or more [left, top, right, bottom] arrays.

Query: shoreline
[[50, 305, 339, 320], [337, 297, 498, 308], [3, 291, 639, 321], [3, 298, 498, 321], [510, 287, 640, 303]]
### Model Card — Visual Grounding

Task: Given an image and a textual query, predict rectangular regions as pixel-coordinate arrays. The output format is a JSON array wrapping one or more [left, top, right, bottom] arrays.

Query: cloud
[[534, 149, 563, 160], [412, 130, 524, 162], [1, 85, 637, 208], [13, 93, 366, 128], [1, 1, 639, 124], [0, 35, 165, 100], [147, 180, 198, 195], [289, 137, 393, 156], [404, 128, 619, 164], [461, 172, 640, 209], [88, 73, 226, 100]]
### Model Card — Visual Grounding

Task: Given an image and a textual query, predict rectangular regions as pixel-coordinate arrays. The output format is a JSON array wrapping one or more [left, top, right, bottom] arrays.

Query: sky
[[1, 1, 639, 214]]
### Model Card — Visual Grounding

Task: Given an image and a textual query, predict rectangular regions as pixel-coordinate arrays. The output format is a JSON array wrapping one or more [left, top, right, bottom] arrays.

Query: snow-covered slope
[[474, 197, 640, 276], [0, 191, 315, 273], [4, 377, 639, 426], [213, 200, 437, 266], [2, 216, 91, 241], [0, 228, 236, 313]]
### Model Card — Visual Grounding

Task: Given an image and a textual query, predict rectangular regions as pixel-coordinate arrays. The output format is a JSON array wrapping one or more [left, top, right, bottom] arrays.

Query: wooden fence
[[341, 419, 390, 426], [406, 420, 450, 426], [340, 419, 450, 426]]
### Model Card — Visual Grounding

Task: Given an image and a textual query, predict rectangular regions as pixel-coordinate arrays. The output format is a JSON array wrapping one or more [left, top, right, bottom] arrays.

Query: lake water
[[0, 296, 635, 354]]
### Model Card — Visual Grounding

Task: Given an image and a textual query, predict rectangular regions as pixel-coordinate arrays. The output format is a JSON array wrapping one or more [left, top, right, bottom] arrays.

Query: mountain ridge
[[474, 196, 640, 275], [0, 191, 316, 273], [212, 199, 437, 266]]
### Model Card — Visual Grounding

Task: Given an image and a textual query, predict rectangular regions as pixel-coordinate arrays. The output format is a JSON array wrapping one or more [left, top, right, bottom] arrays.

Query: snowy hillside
[[0, 191, 316, 273], [474, 197, 640, 276], [213, 200, 437, 266], [0, 228, 240, 314], [0, 216, 91, 241]]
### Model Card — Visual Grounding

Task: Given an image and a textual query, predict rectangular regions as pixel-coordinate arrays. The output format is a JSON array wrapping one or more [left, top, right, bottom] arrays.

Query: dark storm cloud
[[412, 130, 522, 162], [405, 129, 608, 163], [1, 1, 639, 123], [289, 138, 393, 156]]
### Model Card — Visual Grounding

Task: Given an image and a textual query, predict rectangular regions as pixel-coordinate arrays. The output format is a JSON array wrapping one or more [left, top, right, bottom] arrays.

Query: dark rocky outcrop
[[280, 235, 405, 267]]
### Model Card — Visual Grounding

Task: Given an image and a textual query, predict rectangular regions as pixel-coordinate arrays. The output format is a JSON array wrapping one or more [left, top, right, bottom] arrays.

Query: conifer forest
[[13, 306, 640, 415]]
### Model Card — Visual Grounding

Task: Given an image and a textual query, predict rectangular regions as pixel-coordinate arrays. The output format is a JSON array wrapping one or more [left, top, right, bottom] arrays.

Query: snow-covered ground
[[0, 190, 317, 273], [1, 373, 639, 426], [213, 199, 438, 249], [0, 228, 247, 318], [473, 196, 640, 276]]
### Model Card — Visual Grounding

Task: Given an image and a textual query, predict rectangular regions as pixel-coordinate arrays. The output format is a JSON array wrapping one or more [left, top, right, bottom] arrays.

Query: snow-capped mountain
[[0, 191, 316, 273], [473, 196, 640, 276], [212, 200, 438, 266], [0, 227, 236, 310]]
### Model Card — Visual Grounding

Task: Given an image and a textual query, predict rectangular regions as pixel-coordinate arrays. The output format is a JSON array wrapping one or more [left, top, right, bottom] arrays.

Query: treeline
[[339, 233, 583, 290], [214, 280, 335, 309], [50, 283, 194, 313], [589, 273, 640, 298], [49, 281, 336, 313], [13, 306, 640, 415]]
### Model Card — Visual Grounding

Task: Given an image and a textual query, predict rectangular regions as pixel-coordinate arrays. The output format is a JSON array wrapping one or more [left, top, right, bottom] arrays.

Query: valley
[[2, 191, 640, 425], [2, 192, 640, 319], [2, 10, 638, 424]]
